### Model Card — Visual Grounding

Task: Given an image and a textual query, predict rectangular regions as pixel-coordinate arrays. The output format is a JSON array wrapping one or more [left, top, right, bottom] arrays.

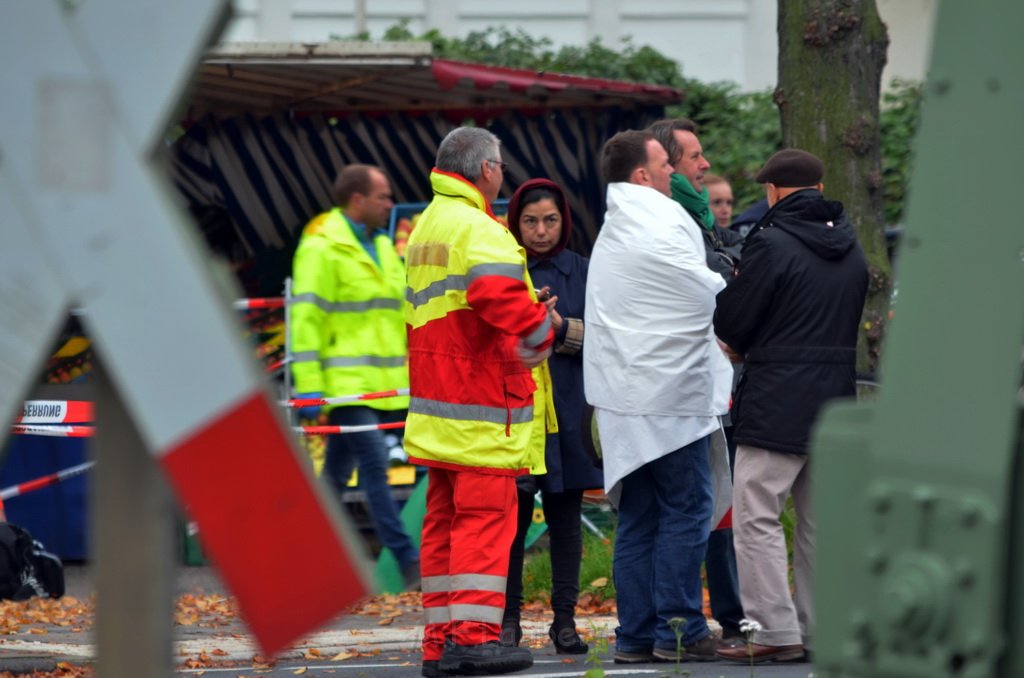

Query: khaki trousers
[[732, 445, 813, 647]]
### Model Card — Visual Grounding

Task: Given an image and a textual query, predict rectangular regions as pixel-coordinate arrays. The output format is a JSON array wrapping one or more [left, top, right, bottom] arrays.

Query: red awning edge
[[430, 58, 682, 105]]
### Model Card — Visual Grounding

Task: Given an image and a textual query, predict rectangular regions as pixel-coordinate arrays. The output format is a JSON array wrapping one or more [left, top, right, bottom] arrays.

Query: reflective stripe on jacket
[[404, 169, 556, 474], [290, 208, 409, 410]]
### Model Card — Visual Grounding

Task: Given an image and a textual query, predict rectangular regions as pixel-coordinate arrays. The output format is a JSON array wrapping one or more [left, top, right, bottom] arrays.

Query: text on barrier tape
[[16, 400, 94, 424]]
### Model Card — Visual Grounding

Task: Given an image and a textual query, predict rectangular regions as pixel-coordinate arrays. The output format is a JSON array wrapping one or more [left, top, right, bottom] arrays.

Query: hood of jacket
[[507, 178, 573, 259], [757, 189, 858, 260]]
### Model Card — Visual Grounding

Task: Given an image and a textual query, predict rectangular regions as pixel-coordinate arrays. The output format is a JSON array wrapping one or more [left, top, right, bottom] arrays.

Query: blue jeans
[[613, 435, 712, 651], [325, 406, 418, 570]]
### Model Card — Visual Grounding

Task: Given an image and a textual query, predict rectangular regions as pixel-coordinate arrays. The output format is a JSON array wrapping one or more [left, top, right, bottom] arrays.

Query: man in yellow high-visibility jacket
[[405, 127, 555, 677], [290, 164, 418, 584]]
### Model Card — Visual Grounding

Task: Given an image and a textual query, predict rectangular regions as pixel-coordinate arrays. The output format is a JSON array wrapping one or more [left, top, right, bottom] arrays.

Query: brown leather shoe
[[716, 642, 806, 663]]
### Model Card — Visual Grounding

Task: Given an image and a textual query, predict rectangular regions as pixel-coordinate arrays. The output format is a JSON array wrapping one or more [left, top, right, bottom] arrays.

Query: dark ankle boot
[[440, 641, 532, 675], [500, 610, 522, 647], [549, 617, 588, 655]]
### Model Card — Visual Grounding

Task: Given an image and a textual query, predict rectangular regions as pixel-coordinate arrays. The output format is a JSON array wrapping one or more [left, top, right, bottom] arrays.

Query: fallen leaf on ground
[[0, 596, 94, 635]]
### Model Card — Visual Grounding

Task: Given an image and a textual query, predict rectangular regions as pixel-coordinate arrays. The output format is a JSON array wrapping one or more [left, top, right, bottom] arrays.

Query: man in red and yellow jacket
[[405, 127, 555, 677]]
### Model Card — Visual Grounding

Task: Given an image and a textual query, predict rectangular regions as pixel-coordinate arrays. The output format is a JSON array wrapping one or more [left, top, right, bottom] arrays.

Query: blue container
[[0, 436, 89, 560]]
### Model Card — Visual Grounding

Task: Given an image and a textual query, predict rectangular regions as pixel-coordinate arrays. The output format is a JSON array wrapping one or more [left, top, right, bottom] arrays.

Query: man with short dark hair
[[405, 126, 554, 677], [585, 130, 733, 664], [714, 148, 868, 663], [598, 129, 671, 191], [648, 119, 747, 643], [290, 164, 419, 587]]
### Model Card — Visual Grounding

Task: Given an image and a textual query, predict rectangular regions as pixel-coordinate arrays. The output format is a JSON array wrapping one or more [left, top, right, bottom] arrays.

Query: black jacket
[[703, 223, 745, 282], [681, 205, 745, 282], [713, 190, 868, 455]]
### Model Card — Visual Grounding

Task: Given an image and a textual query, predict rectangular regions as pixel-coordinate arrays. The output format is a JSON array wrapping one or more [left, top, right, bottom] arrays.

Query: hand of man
[[517, 341, 552, 369], [717, 339, 744, 364], [294, 391, 324, 420]]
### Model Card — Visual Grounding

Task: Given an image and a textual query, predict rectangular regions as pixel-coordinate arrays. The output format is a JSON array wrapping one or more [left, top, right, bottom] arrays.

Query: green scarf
[[670, 173, 715, 230]]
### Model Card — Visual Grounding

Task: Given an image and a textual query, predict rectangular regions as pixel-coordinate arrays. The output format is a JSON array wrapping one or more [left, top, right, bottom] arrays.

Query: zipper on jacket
[[503, 383, 512, 437]]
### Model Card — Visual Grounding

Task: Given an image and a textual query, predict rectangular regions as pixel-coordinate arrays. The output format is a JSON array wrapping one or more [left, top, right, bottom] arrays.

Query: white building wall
[[221, 0, 935, 92], [877, 0, 937, 87]]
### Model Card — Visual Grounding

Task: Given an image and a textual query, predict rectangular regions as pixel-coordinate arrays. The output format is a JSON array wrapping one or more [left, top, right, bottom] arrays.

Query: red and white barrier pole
[[0, 461, 95, 501]]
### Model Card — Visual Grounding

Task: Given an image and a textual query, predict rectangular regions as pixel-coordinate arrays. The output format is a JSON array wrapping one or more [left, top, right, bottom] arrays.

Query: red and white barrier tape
[[10, 424, 94, 438], [75, 297, 287, 315], [265, 358, 288, 374], [294, 421, 406, 436], [16, 400, 94, 424], [12, 388, 408, 438], [0, 461, 95, 501], [233, 297, 285, 310], [284, 388, 409, 408], [12, 421, 404, 438]]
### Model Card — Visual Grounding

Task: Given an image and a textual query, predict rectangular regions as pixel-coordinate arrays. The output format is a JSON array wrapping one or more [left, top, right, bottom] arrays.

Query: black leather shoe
[[653, 634, 722, 662], [614, 648, 655, 663], [422, 659, 451, 677], [549, 624, 588, 654], [440, 640, 533, 675]]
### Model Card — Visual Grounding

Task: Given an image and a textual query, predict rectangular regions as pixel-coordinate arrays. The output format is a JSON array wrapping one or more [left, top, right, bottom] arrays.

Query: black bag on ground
[[0, 522, 65, 601]]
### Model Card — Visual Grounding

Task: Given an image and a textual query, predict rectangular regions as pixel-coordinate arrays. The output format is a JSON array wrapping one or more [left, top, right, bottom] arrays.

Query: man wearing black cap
[[713, 149, 868, 663]]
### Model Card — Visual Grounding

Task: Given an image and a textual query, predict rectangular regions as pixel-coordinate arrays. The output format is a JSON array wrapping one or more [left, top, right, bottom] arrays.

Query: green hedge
[[350, 23, 921, 226]]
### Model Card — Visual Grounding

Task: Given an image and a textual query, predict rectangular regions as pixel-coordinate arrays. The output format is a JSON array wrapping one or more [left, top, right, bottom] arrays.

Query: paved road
[[0, 565, 815, 677]]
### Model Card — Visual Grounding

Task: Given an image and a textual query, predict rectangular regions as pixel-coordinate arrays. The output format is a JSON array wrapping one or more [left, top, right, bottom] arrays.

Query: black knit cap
[[755, 149, 824, 187]]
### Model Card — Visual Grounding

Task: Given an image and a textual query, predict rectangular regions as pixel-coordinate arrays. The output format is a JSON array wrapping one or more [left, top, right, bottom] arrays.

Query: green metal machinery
[[812, 0, 1024, 676]]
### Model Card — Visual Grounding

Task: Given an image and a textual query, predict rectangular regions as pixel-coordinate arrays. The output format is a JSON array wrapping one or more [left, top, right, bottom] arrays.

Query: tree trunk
[[776, 0, 890, 374]]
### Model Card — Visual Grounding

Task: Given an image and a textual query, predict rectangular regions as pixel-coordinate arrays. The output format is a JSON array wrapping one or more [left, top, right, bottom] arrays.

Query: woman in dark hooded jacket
[[501, 179, 603, 654]]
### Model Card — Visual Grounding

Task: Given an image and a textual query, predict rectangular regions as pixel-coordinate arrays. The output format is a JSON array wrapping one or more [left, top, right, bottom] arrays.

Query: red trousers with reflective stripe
[[420, 467, 518, 660]]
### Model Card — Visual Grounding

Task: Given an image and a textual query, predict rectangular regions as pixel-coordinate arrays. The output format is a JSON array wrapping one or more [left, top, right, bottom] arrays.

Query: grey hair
[[436, 127, 501, 182]]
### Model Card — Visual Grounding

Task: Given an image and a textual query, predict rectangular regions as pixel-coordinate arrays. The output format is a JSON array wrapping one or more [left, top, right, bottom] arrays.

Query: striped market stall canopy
[[170, 42, 682, 290]]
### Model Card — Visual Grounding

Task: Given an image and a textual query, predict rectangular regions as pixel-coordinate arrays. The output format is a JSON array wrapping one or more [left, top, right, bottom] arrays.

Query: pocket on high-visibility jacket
[[502, 374, 534, 437]]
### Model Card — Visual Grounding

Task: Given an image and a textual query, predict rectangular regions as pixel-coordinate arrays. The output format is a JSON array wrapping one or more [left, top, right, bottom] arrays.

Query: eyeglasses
[[487, 159, 508, 172]]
